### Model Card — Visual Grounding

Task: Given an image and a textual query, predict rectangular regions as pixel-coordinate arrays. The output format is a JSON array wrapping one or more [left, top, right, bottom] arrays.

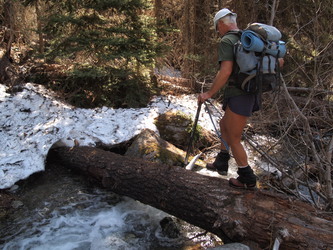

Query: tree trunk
[[50, 146, 333, 250], [3, 0, 15, 56], [154, 0, 162, 23], [35, 0, 44, 53], [0, 0, 14, 85], [182, 0, 192, 79], [269, 0, 279, 26]]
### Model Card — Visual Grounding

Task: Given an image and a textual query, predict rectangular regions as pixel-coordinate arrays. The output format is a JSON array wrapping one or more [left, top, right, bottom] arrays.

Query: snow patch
[[0, 83, 220, 189]]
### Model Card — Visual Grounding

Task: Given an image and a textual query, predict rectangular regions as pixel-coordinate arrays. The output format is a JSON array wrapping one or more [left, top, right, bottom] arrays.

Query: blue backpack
[[232, 23, 286, 95]]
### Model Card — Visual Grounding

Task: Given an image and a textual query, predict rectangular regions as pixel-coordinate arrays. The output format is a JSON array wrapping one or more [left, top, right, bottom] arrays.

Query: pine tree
[[41, 0, 164, 108]]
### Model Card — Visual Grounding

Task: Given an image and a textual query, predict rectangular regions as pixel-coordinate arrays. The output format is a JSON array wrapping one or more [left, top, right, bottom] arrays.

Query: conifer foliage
[[42, 0, 163, 108]]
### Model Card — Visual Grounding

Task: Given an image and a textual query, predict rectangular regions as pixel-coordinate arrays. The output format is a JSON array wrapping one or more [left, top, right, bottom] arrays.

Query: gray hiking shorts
[[223, 94, 260, 117]]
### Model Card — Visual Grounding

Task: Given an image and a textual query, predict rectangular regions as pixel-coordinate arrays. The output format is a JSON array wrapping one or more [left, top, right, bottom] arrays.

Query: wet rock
[[160, 216, 180, 238], [11, 200, 24, 209]]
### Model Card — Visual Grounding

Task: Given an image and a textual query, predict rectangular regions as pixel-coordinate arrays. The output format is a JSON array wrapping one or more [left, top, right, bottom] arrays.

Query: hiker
[[198, 8, 283, 189]]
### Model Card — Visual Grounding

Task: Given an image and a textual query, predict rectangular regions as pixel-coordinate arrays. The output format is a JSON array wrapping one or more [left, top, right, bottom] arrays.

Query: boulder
[[159, 217, 180, 238], [125, 129, 204, 167], [154, 111, 214, 150]]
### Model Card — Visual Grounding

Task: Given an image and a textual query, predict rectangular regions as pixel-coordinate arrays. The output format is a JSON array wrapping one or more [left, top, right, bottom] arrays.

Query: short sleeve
[[217, 34, 239, 63]]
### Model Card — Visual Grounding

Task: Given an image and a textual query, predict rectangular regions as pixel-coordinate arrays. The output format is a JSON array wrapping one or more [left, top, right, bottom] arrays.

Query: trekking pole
[[204, 101, 230, 151], [184, 102, 202, 166]]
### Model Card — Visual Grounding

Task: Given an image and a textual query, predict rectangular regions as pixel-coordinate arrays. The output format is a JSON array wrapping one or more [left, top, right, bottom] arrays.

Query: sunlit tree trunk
[[3, 0, 15, 57], [35, 0, 44, 53], [269, 0, 279, 25], [182, 0, 191, 79], [0, 0, 15, 84], [182, 0, 213, 87]]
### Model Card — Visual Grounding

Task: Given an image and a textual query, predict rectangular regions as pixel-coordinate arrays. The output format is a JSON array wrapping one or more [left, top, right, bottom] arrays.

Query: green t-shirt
[[218, 33, 248, 98]]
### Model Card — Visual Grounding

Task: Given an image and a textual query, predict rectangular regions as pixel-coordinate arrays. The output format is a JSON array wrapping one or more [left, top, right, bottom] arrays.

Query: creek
[[0, 160, 222, 250]]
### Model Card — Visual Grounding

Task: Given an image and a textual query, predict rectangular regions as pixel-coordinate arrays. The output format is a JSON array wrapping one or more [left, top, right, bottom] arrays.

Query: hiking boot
[[206, 150, 230, 175], [229, 166, 257, 190]]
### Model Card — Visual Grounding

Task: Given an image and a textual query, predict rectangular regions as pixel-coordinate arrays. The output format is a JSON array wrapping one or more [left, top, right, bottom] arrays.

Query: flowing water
[[0, 162, 221, 250]]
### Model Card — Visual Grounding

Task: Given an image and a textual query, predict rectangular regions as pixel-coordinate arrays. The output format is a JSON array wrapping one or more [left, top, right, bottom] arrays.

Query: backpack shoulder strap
[[225, 30, 242, 37], [225, 30, 242, 55]]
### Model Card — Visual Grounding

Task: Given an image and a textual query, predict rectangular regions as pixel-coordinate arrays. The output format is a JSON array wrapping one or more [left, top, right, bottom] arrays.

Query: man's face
[[216, 20, 227, 36]]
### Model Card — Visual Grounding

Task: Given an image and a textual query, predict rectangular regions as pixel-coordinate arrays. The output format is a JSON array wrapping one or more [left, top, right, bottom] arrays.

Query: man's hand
[[197, 61, 233, 104], [198, 92, 211, 104]]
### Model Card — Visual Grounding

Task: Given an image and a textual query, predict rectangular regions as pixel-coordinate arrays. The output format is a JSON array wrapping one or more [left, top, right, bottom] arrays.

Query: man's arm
[[198, 60, 233, 103]]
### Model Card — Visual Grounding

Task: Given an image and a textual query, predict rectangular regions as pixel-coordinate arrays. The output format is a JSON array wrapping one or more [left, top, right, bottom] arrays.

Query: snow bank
[[0, 83, 220, 189]]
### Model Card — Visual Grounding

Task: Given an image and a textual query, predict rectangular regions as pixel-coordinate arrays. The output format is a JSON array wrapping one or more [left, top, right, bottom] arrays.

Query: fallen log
[[50, 146, 333, 249]]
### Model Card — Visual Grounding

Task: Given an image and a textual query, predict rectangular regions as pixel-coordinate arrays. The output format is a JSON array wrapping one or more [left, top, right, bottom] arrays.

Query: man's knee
[[228, 138, 242, 148]]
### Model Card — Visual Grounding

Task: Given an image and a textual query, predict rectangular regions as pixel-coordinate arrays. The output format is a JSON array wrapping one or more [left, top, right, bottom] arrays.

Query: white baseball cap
[[213, 8, 237, 32]]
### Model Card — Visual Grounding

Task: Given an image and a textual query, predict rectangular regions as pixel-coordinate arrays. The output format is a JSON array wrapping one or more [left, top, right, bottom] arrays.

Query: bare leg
[[220, 106, 248, 166], [206, 106, 250, 176], [220, 107, 257, 189]]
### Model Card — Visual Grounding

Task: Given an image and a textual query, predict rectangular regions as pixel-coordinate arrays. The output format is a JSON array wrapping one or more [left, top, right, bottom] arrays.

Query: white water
[[0, 165, 221, 250], [1, 195, 220, 250], [3, 198, 170, 250]]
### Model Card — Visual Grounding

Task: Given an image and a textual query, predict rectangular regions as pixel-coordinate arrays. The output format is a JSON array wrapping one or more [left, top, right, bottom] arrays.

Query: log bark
[[50, 146, 333, 250]]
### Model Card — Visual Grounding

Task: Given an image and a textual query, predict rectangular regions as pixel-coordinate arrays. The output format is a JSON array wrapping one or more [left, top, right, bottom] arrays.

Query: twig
[[280, 75, 321, 166]]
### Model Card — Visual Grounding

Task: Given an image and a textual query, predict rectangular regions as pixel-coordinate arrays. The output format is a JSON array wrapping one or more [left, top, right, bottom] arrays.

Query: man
[[198, 8, 258, 189]]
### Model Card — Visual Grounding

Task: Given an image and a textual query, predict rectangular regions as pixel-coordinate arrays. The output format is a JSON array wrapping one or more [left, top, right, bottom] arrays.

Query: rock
[[154, 111, 191, 149], [210, 243, 250, 250], [11, 200, 24, 209], [159, 216, 180, 238], [125, 129, 205, 167], [8, 185, 19, 193], [155, 111, 214, 150]]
